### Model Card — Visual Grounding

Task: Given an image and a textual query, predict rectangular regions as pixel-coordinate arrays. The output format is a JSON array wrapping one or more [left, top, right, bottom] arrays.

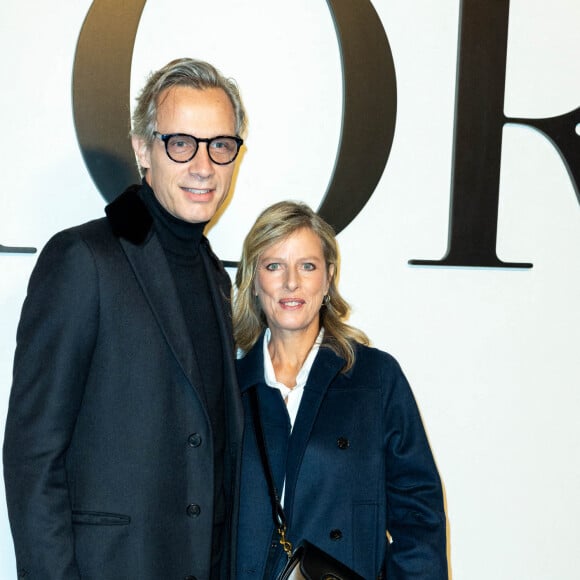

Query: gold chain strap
[[277, 524, 293, 558]]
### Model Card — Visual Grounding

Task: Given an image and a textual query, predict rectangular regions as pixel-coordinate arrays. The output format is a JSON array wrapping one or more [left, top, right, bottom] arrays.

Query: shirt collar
[[263, 327, 325, 394]]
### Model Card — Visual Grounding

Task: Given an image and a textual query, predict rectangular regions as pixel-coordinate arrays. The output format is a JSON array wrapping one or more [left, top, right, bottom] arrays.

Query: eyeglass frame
[[152, 131, 244, 165]]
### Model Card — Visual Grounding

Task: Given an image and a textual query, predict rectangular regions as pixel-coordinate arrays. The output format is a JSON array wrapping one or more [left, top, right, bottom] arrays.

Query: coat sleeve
[[382, 356, 448, 579], [3, 229, 100, 579]]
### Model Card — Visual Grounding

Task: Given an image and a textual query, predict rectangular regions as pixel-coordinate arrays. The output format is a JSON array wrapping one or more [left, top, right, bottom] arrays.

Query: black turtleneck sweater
[[139, 183, 226, 575]]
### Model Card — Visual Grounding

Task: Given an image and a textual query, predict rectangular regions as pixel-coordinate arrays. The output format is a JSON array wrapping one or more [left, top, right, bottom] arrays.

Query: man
[[3, 58, 246, 579]]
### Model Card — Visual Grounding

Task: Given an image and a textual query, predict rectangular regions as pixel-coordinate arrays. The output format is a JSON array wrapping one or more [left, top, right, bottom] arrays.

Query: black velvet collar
[[104, 181, 226, 274], [105, 182, 153, 245]]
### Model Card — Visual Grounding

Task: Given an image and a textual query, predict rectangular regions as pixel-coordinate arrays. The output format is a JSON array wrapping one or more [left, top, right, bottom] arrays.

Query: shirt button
[[337, 437, 350, 449], [186, 504, 201, 518], [330, 529, 343, 541], [188, 433, 202, 447]]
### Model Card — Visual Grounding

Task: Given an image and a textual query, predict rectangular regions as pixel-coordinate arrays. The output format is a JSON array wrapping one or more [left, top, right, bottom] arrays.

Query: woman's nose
[[285, 268, 299, 291]]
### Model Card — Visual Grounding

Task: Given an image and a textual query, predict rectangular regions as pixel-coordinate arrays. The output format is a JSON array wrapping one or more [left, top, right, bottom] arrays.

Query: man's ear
[[132, 135, 151, 171]]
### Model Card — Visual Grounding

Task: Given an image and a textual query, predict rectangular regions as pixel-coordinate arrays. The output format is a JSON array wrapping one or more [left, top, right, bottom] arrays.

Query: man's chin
[[180, 207, 218, 225]]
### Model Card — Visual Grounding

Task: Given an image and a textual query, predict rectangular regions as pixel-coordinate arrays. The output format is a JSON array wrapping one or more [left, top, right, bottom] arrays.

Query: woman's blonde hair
[[233, 200, 369, 371]]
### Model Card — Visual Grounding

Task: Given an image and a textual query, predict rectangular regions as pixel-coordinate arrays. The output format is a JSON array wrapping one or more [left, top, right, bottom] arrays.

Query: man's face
[[132, 85, 238, 224]]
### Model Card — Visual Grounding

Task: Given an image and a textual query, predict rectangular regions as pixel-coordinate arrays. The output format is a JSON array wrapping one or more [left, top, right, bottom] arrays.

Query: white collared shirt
[[262, 326, 325, 430]]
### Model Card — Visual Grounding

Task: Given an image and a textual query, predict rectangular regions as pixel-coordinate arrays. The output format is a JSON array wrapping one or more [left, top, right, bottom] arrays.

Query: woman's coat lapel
[[238, 335, 345, 523]]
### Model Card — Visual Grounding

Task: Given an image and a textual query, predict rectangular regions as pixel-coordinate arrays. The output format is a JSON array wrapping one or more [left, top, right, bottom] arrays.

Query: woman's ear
[[327, 263, 336, 292]]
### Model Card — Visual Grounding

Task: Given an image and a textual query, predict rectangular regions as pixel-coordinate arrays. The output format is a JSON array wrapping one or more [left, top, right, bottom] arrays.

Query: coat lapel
[[238, 338, 345, 522], [199, 241, 235, 363], [283, 347, 344, 519], [120, 234, 206, 404], [200, 244, 244, 454], [106, 184, 206, 404]]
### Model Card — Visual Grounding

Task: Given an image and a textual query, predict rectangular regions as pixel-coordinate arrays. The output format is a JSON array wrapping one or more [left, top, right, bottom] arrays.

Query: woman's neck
[[267, 326, 320, 388]]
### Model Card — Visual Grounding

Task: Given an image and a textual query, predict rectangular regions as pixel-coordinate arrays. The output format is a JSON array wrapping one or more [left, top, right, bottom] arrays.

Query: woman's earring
[[323, 294, 330, 306]]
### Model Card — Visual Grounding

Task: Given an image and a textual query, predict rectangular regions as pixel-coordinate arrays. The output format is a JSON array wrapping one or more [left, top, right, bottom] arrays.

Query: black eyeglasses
[[153, 132, 243, 165]]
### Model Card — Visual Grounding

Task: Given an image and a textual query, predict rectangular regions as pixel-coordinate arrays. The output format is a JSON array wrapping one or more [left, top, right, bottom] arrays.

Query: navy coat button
[[188, 433, 202, 447], [337, 437, 350, 449], [330, 529, 343, 540], [186, 503, 201, 517]]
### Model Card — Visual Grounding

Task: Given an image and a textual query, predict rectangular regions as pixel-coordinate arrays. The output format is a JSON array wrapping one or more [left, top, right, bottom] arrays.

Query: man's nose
[[188, 143, 214, 177]]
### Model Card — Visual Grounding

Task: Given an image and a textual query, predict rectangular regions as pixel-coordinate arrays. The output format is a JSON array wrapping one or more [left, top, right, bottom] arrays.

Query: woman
[[233, 201, 448, 579]]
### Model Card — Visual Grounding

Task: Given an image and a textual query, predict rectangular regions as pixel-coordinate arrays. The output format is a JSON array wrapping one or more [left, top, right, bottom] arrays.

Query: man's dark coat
[[3, 184, 243, 579]]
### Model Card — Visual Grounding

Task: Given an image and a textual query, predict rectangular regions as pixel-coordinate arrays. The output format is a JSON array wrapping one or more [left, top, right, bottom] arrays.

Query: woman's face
[[254, 227, 333, 342]]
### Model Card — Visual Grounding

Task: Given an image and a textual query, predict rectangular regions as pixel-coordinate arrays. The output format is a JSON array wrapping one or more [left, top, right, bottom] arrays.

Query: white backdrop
[[1, 1, 579, 578]]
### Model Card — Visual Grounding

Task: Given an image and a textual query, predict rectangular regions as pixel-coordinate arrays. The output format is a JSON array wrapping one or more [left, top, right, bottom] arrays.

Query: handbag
[[277, 540, 364, 580], [248, 387, 364, 580]]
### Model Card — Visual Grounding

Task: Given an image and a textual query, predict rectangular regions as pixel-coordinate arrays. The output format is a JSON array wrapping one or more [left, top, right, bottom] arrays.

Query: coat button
[[186, 504, 201, 517], [330, 529, 343, 541], [188, 433, 202, 447], [337, 437, 350, 449]]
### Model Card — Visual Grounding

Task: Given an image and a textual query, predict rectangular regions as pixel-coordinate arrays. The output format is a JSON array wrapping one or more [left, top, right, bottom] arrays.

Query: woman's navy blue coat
[[236, 336, 448, 579]]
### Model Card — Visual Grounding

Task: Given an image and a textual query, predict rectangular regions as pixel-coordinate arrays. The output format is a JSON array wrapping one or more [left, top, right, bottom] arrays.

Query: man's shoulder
[[200, 237, 229, 275], [47, 216, 113, 249], [31, 218, 117, 274], [45, 183, 150, 251]]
